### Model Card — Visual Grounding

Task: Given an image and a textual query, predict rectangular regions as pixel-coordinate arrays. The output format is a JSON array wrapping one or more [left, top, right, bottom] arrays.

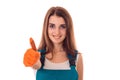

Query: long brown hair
[[38, 6, 77, 55]]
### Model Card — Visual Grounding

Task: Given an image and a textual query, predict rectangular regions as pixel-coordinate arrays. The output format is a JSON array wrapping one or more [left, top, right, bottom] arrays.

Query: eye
[[60, 24, 66, 29], [49, 23, 55, 29]]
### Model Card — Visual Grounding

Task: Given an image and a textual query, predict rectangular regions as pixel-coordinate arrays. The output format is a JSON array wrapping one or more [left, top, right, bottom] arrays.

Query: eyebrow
[[49, 23, 66, 25], [60, 24, 66, 26], [49, 23, 53, 24]]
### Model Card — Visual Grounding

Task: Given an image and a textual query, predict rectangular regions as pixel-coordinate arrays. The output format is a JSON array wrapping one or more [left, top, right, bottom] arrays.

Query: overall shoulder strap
[[38, 49, 46, 66], [67, 50, 78, 66]]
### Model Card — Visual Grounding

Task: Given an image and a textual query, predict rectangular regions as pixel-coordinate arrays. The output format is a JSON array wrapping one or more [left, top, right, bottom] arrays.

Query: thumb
[[29, 37, 37, 51]]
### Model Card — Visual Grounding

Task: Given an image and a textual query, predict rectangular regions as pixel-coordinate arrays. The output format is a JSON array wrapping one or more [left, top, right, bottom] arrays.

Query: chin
[[51, 40, 63, 44], [53, 41, 62, 44], [50, 37, 65, 44]]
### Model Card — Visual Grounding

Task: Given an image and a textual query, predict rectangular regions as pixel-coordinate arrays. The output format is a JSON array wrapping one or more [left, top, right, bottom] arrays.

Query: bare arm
[[76, 53, 83, 80]]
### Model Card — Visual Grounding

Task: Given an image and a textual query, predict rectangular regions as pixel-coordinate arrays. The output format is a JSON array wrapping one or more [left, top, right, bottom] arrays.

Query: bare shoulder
[[76, 52, 83, 66], [77, 52, 83, 62]]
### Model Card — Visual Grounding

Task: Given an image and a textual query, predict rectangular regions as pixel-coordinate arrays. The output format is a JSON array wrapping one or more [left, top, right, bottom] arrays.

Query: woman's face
[[48, 15, 66, 45]]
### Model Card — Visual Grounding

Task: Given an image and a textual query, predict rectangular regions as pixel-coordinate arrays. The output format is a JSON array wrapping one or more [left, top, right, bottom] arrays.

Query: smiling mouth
[[53, 35, 61, 39]]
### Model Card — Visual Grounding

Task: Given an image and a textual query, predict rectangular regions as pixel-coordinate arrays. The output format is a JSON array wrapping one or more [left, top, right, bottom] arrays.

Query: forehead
[[49, 15, 65, 24]]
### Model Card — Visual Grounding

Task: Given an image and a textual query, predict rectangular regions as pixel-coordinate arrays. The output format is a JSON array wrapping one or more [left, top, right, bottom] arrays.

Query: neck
[[53, 43, 64, 53]]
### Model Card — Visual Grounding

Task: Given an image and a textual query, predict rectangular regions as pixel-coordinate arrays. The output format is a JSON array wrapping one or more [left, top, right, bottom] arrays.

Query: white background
[[0, 0, 120, 80]]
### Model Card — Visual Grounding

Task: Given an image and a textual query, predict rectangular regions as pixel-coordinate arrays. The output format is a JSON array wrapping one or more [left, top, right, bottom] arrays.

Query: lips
[[53, 35, 61, 39]]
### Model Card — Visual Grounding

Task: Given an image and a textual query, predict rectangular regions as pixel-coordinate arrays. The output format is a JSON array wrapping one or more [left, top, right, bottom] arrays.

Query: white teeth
[[54, 36, 61, 39]]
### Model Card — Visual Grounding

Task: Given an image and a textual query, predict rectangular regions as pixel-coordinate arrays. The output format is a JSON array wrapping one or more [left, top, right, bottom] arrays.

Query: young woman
[[23, 6, 83, 80]]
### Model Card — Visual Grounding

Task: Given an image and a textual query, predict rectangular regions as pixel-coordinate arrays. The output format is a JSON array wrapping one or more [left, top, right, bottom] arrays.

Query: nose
[[54, 27, 60, 35]]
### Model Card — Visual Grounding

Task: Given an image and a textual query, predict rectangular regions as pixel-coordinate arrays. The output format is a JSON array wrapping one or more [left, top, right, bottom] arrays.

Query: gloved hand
[[23, 37, 40, 67]]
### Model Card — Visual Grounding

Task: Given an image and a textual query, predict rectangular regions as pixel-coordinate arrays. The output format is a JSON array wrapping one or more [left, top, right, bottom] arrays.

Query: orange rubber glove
[[23, 37, 40, 67]]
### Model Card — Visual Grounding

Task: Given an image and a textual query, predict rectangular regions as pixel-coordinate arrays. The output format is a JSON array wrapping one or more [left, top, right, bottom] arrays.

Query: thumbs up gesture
[[23, 37, 40, 67]]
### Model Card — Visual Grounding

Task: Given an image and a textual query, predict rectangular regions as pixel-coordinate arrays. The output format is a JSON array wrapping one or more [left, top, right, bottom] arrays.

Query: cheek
[[62, 30, 66, 37], [64, 30, 67, 35], [48, 29, 52, 35]]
